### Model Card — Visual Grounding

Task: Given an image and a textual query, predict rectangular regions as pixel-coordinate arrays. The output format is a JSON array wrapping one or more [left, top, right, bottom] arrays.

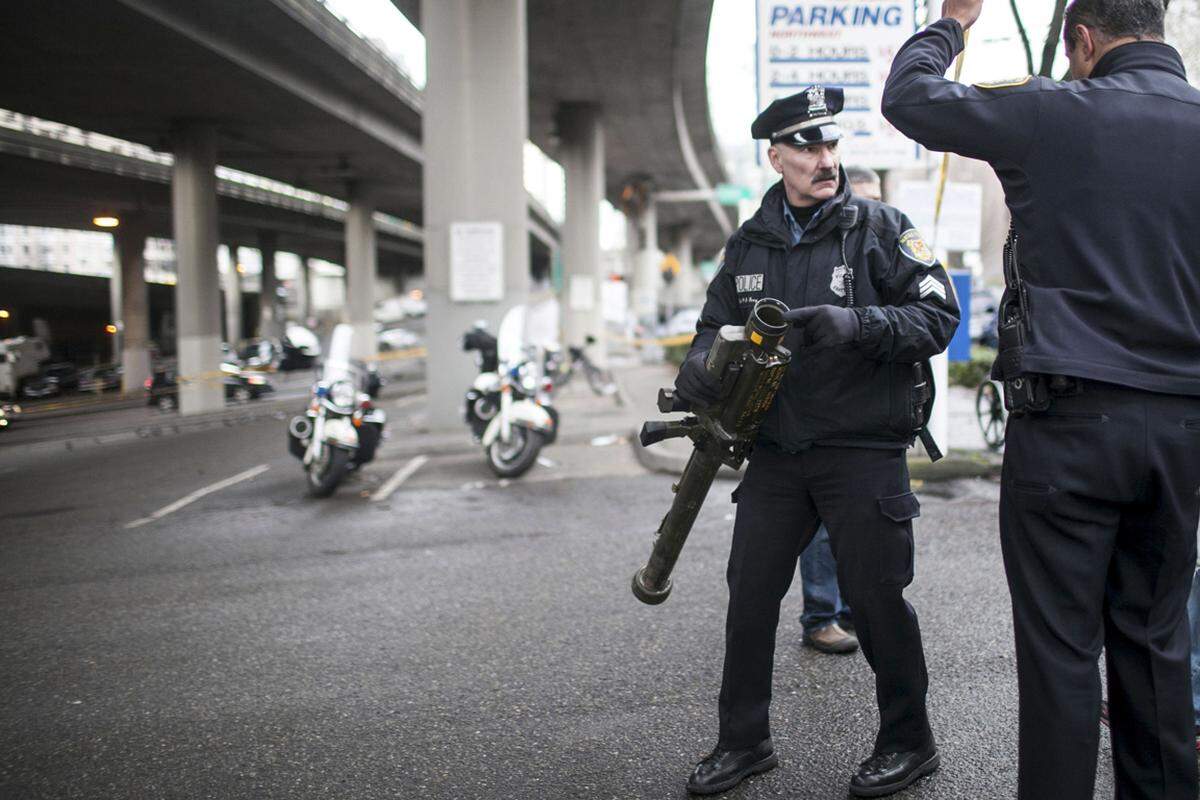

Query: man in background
[[846, 166, 883, 202]]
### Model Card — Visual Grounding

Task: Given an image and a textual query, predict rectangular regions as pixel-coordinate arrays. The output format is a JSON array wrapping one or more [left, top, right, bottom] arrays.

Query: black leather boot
[[849, 741, 940, 797], [686, 739, 777, 795]]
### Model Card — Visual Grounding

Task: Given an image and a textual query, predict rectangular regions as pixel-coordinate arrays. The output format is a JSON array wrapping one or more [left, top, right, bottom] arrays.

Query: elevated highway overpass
[[0, 0, 731, 424]]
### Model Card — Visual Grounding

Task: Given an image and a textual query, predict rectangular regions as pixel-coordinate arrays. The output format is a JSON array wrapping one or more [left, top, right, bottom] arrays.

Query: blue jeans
[[1188, 566, 1200, 727], [799, 524, 850, 634]]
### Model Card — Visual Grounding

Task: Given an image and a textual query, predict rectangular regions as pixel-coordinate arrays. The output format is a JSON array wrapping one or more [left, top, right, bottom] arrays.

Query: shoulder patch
[[974, 76, 1033, 90], [899, 228, 936, 267]]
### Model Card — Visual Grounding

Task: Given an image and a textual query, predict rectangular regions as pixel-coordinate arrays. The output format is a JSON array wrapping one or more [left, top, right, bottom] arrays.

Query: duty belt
[[1003, 374, 1083, 416]]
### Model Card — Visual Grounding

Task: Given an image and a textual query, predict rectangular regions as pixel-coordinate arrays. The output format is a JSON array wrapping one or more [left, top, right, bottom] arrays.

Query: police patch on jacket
[[735, 274, 764, 293], [898, 229, 936, 267], [830, 264, 848, 298]]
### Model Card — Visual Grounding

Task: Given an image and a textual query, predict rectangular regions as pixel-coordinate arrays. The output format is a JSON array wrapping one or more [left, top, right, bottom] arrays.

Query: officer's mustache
[[813, 170, 838, 184]]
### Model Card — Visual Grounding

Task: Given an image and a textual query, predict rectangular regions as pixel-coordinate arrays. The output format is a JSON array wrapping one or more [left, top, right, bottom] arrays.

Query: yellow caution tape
[[367, 346, 428, 363], [611, 333, 696, 348]]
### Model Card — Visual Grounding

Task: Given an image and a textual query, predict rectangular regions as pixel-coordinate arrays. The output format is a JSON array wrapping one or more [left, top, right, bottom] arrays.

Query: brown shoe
[[804, 622, 859, 655]]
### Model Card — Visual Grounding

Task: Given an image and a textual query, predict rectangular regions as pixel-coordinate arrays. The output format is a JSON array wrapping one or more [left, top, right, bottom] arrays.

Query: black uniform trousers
[[1000, 381, 1200, 800], [718, 445, 933, 756]]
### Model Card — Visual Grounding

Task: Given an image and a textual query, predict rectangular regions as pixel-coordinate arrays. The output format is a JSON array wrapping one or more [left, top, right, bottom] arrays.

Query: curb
[[630, 427, 1002, 483]]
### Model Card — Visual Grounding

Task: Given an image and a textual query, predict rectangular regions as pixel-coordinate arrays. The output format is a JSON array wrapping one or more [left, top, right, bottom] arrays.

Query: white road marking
[[125, 464, 271, 529], [370, 454, 429, 502]]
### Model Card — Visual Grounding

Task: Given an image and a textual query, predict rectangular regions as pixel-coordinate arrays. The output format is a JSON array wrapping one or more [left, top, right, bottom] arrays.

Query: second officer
[[676, 86, 959, 797]]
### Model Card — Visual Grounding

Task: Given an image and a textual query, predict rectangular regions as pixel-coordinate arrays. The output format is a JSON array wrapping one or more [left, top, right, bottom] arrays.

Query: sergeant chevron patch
[[919, 274, 947, 302]]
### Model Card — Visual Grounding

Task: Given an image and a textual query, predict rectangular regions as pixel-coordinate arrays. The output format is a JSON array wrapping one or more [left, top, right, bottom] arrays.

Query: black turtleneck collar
[[743, 166, 853, 249], [1090, 40, 1187, 81]]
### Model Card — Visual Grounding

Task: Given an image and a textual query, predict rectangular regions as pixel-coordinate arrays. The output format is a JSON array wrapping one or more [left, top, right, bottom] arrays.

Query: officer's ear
[[1065, 23, 1098, 79], [767, 145, 785, 176]]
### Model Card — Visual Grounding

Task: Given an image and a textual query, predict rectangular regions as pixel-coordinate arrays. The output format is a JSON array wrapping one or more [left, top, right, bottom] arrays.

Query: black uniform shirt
[[690, 172, 960, 452], [883, 19, 1200, 396]]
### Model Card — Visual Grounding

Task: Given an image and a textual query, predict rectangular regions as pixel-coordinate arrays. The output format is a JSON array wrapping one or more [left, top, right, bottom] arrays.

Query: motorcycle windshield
[[321, 324, 356, 384], [496, 305, 528, 369]]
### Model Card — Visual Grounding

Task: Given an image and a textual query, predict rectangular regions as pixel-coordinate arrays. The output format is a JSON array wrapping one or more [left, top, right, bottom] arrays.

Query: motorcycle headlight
[[329, 380, 356, 410]]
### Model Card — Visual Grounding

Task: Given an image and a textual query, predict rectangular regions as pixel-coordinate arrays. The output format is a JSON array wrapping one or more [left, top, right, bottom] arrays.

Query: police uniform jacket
[[688, 173, 960, 452], [883, 19, 1200, 396]]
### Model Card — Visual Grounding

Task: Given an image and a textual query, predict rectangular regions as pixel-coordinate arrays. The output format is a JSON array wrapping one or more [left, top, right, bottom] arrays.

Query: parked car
[[19, 375, 61, 399], [41, 362, 80, 392], [378, 327, 422, 352], [661, 307, 702, 338], [78, 364, 122, 393], [144, 363, 273, 411]]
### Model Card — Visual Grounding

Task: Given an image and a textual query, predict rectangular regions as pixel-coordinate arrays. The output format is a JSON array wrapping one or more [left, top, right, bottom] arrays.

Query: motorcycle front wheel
[[307, 445, 352, 497], [486, 425, 544, 479]]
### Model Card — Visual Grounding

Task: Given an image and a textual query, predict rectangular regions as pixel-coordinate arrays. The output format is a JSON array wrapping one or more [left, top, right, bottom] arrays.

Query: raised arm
[[881, 17, 1046, 165]]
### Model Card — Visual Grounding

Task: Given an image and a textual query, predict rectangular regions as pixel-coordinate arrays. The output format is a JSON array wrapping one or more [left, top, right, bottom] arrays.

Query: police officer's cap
[[752, 86, 844, 146]]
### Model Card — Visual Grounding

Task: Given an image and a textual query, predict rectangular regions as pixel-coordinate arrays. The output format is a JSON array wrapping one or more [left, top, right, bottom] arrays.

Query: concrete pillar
[[258, 231, 280, 339], [113, 224, 153, 394], [633, 201, 661, 324], [224, 244, 243, 348], [673, 226, 700, 309], [172, 123, 224, 414], [345, 185, 378, 360], [624, 213, 640, 329], [558, 102, 606, 365], [108, 238, 123, 364], [300, 256, 313, 324], [422, 0, 530, 429]]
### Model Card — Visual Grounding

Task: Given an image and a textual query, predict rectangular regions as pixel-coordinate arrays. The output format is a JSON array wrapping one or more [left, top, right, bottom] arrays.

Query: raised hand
[[941, 0, 984, 30]]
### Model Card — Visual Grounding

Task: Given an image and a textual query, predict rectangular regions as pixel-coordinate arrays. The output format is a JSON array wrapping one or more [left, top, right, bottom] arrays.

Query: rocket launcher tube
[[632, 298, 793, 605]]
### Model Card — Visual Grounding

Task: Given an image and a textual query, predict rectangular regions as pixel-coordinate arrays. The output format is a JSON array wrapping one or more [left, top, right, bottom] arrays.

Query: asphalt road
[[0, 379, 1117, 799]]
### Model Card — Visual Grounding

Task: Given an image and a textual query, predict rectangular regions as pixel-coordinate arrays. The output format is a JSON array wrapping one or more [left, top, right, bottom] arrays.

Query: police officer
[[677, 86, 959, 797], [882, 1, 1200, 798]]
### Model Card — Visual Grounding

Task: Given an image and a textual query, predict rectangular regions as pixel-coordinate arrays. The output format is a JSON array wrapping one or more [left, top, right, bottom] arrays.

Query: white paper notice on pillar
[[893, 181, 983, 252], [602, 280, 628, 324], [569, 276, 596, 311], [755, 2, 920, 170], [450, 222, 504, 302]]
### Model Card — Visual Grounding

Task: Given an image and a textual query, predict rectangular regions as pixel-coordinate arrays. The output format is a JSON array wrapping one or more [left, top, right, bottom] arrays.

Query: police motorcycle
[[461, 304, 558, 479], [286, 324, 386, 497]]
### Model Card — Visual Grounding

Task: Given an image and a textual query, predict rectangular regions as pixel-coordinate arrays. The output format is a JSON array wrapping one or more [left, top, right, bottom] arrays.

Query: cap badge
[[807, 86, 827, 116]]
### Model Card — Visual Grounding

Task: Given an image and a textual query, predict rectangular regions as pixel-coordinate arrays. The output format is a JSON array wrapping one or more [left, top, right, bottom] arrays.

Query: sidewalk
[[620, 361, 1002, 482]]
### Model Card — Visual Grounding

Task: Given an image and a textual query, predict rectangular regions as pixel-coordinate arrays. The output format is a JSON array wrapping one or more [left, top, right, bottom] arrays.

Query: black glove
[[674, 352, 722, 406], [785, 305, 861, 348]]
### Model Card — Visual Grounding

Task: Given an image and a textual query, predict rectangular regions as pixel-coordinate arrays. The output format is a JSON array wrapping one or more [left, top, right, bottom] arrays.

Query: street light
[[105, 324, 118, 334], [92, 215, 120, 229], [0, 309, 9, 319]]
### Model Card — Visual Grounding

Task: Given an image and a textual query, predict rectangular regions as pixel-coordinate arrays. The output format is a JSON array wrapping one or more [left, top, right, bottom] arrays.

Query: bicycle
[[975, 377, 1008, 452], [546, 335, 621, 404]]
